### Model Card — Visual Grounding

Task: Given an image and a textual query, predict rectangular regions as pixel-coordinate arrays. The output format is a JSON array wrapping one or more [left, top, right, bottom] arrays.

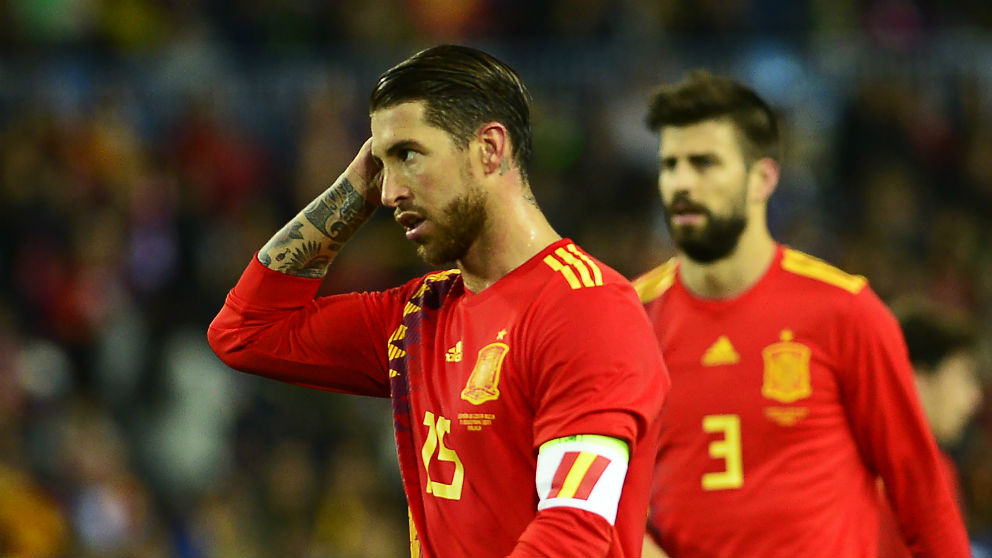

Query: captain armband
[[535, 434, 630, 525]]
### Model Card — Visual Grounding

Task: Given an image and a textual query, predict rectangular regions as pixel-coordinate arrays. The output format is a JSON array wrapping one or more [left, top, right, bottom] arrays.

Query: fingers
[[345, 137, 383, 203]]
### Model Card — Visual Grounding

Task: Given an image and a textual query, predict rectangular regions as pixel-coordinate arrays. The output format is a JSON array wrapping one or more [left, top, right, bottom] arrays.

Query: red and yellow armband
[[535, 434, 630, 525]]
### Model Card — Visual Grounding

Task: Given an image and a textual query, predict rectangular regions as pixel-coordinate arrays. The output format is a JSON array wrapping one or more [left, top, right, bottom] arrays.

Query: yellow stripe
[[781, 249, 866, 294], [544, 255, 582, 289], [567, 244, 603, 286], [408, 507, 421, 558], [632, 259, 677, 303], [555, 248, 594, 287], [403, 301, 421, 316], [388, 325, 408, 343], [387, 325, 408, 361], [426, 268, 460, 281], [557, 451, 598, 499], [411, 282, 428, 299]]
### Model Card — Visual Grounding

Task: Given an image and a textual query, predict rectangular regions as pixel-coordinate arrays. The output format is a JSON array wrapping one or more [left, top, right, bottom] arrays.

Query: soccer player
[[208, 45, 669, 558], [878, 304, 983, 557], [632, 70, 970, 557]]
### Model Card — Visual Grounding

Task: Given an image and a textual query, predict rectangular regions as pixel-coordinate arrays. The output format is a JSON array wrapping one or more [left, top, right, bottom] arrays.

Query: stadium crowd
[[1, 0, 990, 555]]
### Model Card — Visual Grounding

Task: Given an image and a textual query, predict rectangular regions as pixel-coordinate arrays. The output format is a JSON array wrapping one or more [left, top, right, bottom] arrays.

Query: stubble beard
[[664, 189, 748, 264], [416, 165, 489, 267]]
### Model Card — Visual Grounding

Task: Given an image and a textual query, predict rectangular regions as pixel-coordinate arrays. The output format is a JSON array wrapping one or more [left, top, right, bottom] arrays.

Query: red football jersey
[[209, 238, 669, 558], [634, 245, 969, 558]]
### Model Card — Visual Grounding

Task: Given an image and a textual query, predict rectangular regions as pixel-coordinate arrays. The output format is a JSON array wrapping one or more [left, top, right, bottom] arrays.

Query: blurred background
[[1, 0, 991, 556]]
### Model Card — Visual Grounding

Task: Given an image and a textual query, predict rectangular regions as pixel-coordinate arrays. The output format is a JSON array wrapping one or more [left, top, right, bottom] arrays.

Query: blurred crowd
[[1, 0, 991, 556]]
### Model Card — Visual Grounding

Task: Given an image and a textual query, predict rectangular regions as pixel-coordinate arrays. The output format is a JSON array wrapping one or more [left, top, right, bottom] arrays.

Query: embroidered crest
[[461, 343, 508, 405], [761, 330, 812, 403]]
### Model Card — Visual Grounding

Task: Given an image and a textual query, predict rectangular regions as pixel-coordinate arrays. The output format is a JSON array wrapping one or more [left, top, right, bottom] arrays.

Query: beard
[[663, 190, 747, 264], [415, 165, 488, 266]]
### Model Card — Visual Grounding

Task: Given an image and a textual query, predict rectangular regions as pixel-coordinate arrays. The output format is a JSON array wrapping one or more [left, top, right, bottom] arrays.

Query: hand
[[343, 137, 383, 206]]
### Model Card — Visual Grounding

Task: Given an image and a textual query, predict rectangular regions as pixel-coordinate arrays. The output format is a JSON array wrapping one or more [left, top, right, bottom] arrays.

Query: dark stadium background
[[0, 1, 990, 555]]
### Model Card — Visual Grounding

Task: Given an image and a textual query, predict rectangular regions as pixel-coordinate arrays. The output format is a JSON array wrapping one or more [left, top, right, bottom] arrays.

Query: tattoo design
[[259, 221, 305, 266], [276, 240, 331, 278], [304, 177, 376, 242], [498, 157, 511, 176], [259, 176, 376, 277]]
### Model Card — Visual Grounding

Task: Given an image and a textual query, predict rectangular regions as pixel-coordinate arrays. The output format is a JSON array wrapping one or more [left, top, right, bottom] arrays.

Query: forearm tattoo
[[303, 177, 376, 242], [259, 176, 376, 277]]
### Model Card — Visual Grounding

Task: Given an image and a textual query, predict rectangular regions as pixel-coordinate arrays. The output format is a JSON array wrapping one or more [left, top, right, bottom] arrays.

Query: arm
[[509, 436, 630, 558], [511, 279, 669, 557], [207, 139, 397, 396], [258, 137, 381, 277], [839, 290, 970, 557]]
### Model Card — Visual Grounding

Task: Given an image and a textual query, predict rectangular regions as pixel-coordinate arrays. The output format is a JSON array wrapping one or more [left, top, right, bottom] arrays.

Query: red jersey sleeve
[[508, 507, 615, 558], [836, 287, 970, 557], [521, 274, 667, 558], [207, 255, 411, 397], [529, 281, 669, 452]]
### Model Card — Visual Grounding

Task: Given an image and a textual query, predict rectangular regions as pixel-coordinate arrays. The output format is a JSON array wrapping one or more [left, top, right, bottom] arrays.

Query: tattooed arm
[[259, 138, 382, 278]]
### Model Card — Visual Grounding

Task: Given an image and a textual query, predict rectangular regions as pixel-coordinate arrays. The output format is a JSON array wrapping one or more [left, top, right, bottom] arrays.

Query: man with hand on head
[[209, 45, 669, 558], [633, 70, 969, 558]]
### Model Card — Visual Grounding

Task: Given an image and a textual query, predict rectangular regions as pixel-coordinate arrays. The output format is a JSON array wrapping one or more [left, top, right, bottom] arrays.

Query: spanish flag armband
[[535, 434, 630, 525]]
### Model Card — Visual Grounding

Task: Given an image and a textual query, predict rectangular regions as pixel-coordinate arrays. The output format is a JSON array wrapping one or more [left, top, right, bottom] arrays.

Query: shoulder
[[532, 242, 642, 311], [631, 258, 678, 304], [776, 248, 898, 326], [778, 247, 868, 295], [526, 244, 663, 358], [538, 241, 622, 291]]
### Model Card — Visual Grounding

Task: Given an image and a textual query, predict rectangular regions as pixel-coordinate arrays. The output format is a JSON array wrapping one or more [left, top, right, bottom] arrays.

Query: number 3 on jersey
[[421, 411, 464, 500], [702, 414, 743, 491]]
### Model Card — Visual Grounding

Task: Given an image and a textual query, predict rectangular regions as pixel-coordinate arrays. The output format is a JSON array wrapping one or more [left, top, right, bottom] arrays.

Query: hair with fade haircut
[[370, 44, 533, 180], [645, 69, 781, 164]]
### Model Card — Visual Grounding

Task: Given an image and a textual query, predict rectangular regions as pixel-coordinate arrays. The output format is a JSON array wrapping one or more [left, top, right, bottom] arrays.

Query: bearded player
[[633, 70, 969, 557], [209, 45, 668, 558]]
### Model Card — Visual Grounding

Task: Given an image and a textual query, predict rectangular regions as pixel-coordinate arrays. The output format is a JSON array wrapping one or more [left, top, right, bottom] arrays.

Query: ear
[[749, 157, 780, 203], [476, 122, 510, 176]]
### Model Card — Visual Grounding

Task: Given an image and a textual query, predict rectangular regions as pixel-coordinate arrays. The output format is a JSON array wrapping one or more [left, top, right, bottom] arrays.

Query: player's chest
[[398, 303, 533, 438], [657, 308, 840, 429]]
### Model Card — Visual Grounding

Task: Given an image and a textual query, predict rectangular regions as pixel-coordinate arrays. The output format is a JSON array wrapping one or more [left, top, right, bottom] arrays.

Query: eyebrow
[[375, 139, 424, 161], [660, 152, 719, 161]]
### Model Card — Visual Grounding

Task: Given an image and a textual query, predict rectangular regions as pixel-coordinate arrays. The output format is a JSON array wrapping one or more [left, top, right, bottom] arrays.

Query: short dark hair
[[645, 70, 780, 164], [370, 44, 533, 179], [899, 310, 975, 372]]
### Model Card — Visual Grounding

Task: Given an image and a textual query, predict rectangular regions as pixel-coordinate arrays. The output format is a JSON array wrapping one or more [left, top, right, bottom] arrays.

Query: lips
[[668, 200, 707, 227], [395, 210, 426, 240], [671, 213, 706, 227], [669, 199, 704, 215]]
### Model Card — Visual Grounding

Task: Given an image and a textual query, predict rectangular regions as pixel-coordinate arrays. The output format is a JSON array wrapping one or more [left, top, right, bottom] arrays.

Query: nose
[[380, 167, 410, 208], [660, 160, 697, 202], [665, 160, 698, 192]]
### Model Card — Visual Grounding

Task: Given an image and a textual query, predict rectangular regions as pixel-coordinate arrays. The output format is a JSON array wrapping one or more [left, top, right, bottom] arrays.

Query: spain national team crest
[[461, 342, 509, 405], [761, 330, 812, 403]]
